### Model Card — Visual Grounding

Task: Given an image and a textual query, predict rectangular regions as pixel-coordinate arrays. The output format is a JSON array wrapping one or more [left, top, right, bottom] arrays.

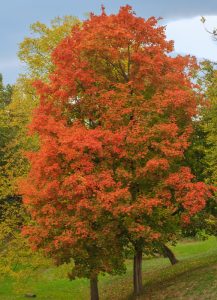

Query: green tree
[[0, 73, 13, 108], [180, 60, 217, 240]]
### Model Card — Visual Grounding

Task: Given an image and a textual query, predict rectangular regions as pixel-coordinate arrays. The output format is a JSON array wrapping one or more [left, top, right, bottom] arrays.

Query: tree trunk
[[162, 244, 179, 265], [133, 249, 143, 296], [90, 276, 99, 300]]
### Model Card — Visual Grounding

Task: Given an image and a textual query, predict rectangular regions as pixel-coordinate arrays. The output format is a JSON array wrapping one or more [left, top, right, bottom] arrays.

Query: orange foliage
[[20, 6, 212, 277]]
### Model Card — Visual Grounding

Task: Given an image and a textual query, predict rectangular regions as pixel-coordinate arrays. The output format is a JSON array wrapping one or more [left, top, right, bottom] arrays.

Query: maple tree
[[21, 6, 213, 299]]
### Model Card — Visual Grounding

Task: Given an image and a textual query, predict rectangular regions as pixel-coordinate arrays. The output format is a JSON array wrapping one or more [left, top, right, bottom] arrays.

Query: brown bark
[[90, 276, 99, 300], [162, 244, 179, 265], [133, 249, 143, 296]]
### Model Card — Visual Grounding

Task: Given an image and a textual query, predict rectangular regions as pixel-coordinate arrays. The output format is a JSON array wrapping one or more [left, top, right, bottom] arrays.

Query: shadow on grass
[[127, 252, 217, 300]]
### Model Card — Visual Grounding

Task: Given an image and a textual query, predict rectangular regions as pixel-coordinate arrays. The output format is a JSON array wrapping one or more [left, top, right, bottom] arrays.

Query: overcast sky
[[1, 0, 217, 84]]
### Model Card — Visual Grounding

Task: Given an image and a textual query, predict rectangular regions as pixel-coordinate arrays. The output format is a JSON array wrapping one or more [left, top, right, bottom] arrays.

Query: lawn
[[1, 237, 217, 299]]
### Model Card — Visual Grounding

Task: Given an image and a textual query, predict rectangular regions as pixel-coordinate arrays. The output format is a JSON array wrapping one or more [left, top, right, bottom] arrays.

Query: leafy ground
[[1, 237, 217, 299]]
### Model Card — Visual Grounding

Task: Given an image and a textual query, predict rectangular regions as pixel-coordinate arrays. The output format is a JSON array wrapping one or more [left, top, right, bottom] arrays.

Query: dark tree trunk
[[162, 244, 179, 265], [90, 276, 99, 300], [133, 249, 143, 296]]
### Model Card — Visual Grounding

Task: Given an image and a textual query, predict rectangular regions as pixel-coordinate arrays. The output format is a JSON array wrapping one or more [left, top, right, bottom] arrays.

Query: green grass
[[1, 237, 217, 299]]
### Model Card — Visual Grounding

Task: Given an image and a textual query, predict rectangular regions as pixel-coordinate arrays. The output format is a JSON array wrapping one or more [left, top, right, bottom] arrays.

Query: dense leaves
[[20, 9, 212, 297], [0, 16, 81, 289]]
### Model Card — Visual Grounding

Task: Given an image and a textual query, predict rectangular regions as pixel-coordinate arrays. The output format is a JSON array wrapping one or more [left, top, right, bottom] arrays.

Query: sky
[[1, 0, 217, 84]]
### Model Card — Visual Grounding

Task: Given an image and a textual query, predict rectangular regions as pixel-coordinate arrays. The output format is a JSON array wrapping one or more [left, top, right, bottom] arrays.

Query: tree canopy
[[20, 6, 213, 299]]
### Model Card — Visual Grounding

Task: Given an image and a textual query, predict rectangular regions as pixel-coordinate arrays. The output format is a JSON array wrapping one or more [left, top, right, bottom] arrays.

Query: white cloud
[[166, 16, 217, 61]]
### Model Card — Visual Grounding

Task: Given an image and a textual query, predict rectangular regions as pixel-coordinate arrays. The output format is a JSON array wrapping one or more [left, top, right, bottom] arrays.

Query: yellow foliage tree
[[0, 15, 79, 200], [0, 16, 80, 290]]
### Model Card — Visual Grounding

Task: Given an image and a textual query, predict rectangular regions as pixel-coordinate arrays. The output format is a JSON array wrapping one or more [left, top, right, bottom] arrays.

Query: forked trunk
[[162, 244, 179, 265], [90, 276, 99, 300], [133, 249, 143, 296]]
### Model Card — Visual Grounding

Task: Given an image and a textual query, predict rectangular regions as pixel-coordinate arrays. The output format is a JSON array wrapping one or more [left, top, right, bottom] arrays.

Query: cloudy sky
[[1, 0, 217, 84]]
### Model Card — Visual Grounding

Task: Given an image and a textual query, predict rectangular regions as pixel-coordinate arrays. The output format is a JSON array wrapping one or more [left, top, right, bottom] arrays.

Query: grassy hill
[[1, 237, 217, 299]]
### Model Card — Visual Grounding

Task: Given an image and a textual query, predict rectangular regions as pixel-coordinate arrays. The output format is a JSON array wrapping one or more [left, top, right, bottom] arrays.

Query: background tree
[[0, 15, 80, 201], [0, 16, 81, 293], [19, 16, 80, 80], [178, 60, 217, 244], [0, 73, 15, 199], [0, 73, 13, 108]]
